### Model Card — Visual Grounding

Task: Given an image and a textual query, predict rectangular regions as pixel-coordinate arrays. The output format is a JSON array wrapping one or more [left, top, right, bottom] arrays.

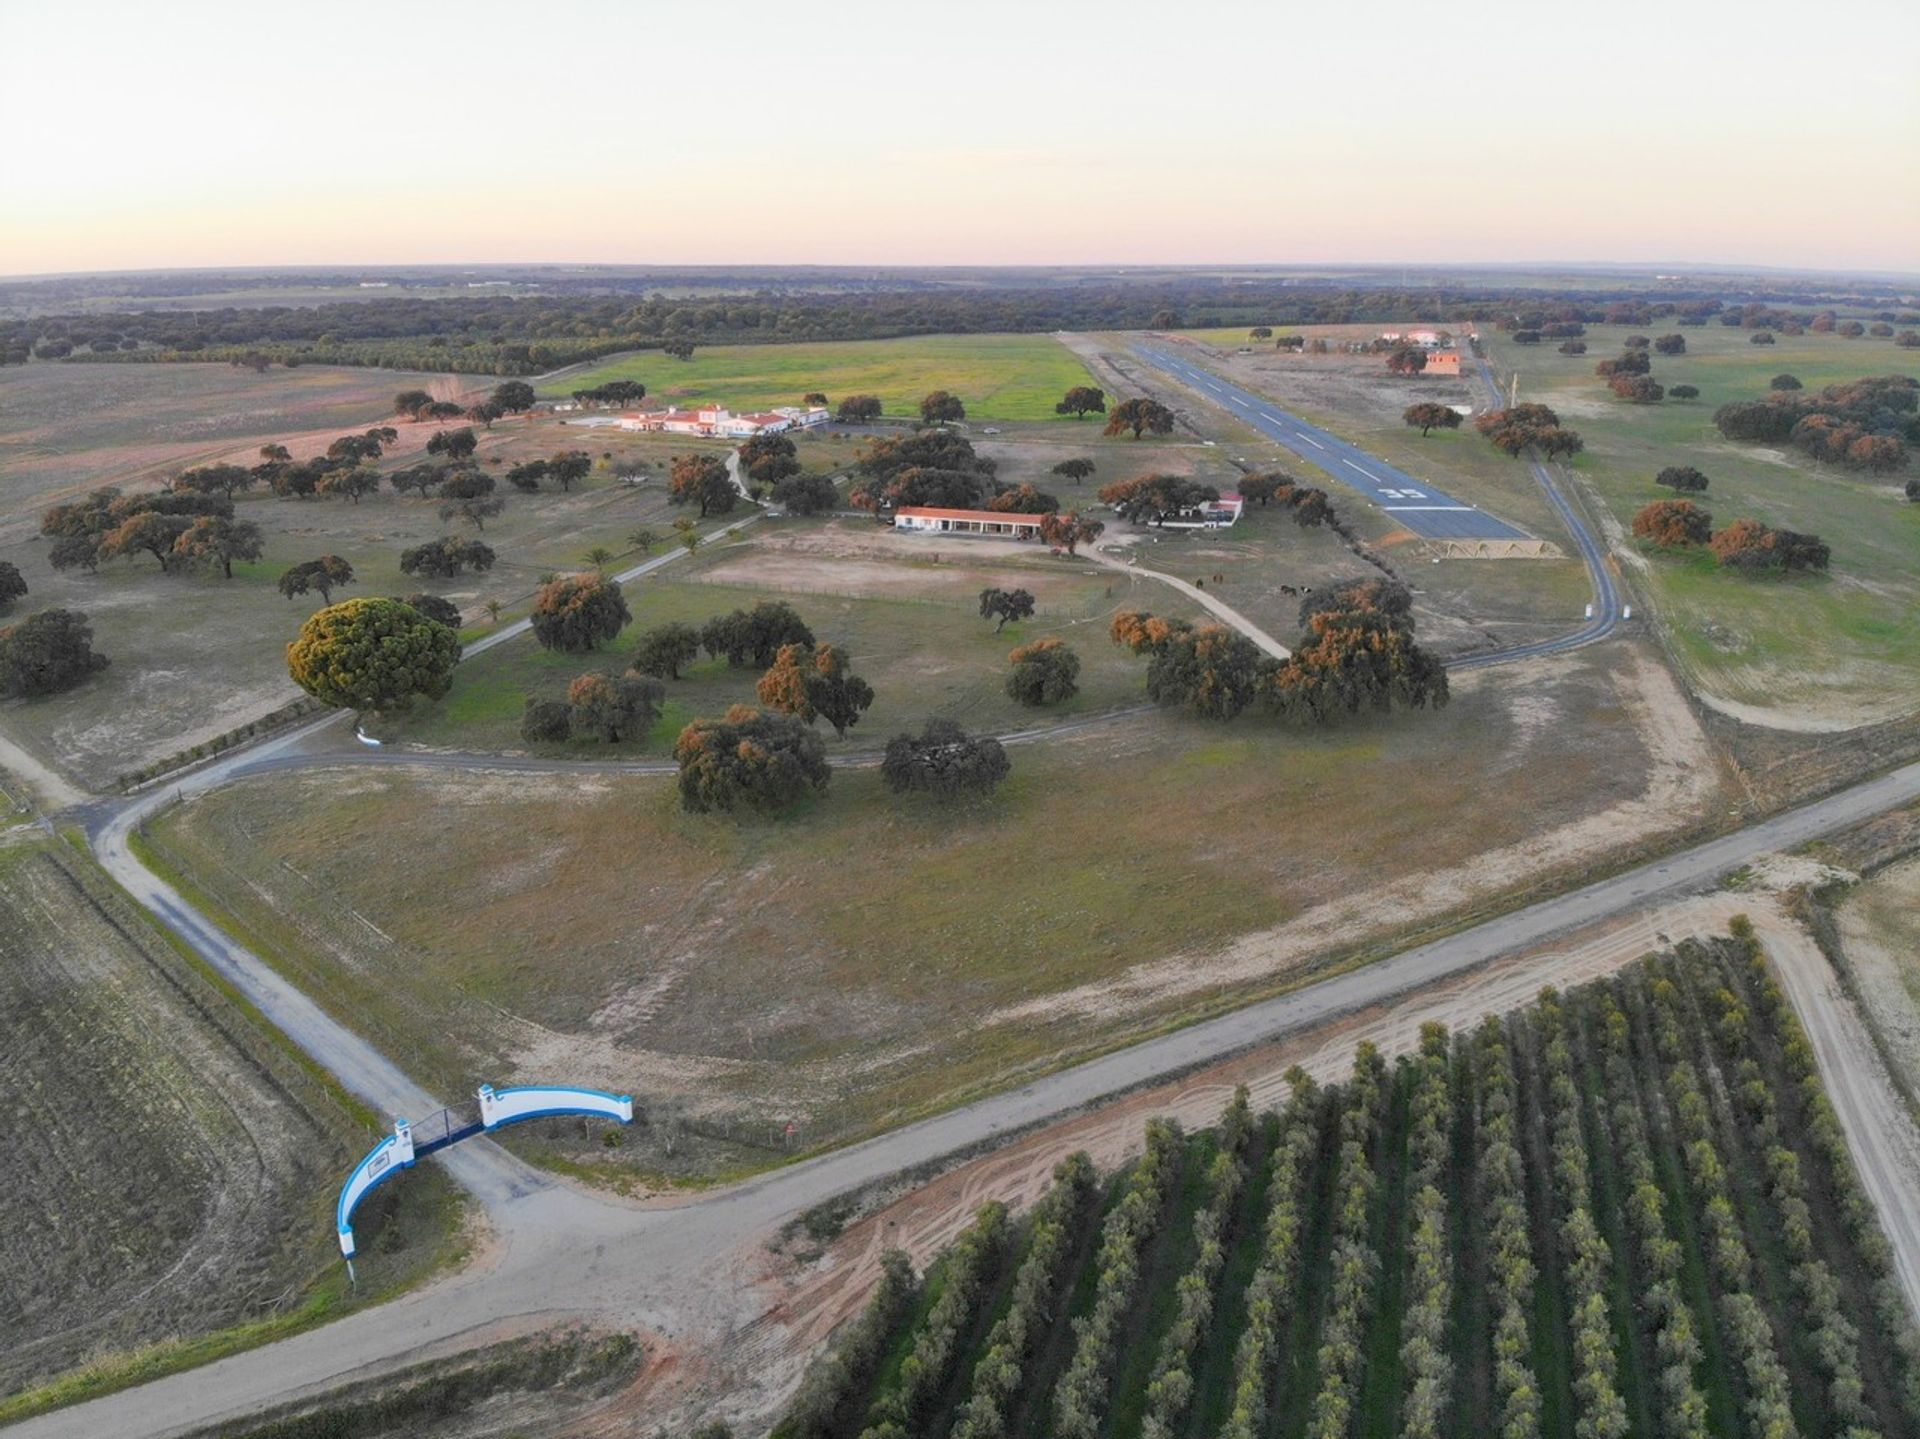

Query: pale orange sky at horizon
[[3, 0, 1917, 278]]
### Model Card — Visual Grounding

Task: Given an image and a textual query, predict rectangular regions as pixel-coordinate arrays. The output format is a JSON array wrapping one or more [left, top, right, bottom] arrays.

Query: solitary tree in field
[[483, 598, 503, 624], [978, 587, 1036, 632], [530, 573, 631, 652], [836, 394, 883, 423], [662, 340, 696, 361], [739, 433, 802, 488], [771, 472, 840, 515], [631, 621, 701, 679], [394, 389, 435, 421], [920, 390, 966, 425], [1653, 334, 1687, 355], [1710, 519, 1829, 572], [1558, 340, 1588, 355], [1770, 374, 1803, 391], [1052, 457, 1096, 484], [1386, 345, 1428, 375], [668, 453, 736, 517], [757, 643, 875, 737], [549, 450, 593, 491], [1103, 398, 1176, 440], [673, 705, 831, 813], [1055, 386, 1107, 419], [0, 609, 108, 699], [1249, 326, 1273, 340], [1403, 403, 1461, 437], [802, 392, 829, 407], [629, 527, 659, 554], [279, 556, 355, 605], [490, 381, 536, 413], [0, 562, 27, 612], [1669, 385, 1700, 400], [1655, 465, 1709, 493], [1145, 624, 1272, 719], [285, 597, 459, 713], [673, 517, 701, 556], [700, 600, 813, 668], [1608, 374, 1665, 404], [881, 720, 1009, 800], [1005, 637, 1079, 705], [585, 546, 615, 570]]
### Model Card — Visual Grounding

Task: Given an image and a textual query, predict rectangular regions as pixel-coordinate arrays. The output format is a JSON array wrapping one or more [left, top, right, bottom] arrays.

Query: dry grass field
[[0, 835, 458, 1419], [144, 639, 1726, 1185]]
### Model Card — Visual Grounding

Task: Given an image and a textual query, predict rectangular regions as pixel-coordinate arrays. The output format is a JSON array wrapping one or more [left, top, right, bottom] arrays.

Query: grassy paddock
[[1484, 323, 1920, 725], [141, 640, 1683, 1175], [542, 334, 1103, 422]]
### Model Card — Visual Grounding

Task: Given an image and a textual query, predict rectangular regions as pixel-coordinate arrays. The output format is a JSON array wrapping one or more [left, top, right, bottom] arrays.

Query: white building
[[618, 404, 809, 438]]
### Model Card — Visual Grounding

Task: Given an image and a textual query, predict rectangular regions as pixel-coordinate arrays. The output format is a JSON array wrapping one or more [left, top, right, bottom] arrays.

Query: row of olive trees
[[1218, 1069, 1319, 1439], [948, 1153, 1099, 1439], [1137, 1088, 1254, 1439], [1399, 1023, 1454, 1439], [1584, 983, 1712, 1439], [1050, 1118, 1183, 1439], [1735, 933, 1920, 1420], [1693, 959, 1880, 1430], [1474, 1018, 1544, 1439], [1535, 990, 1629, 1439], [1644, 962, 1801, 1438], [857, 1203, 1010, 1439], [1306, 1042, 1388, 1439]]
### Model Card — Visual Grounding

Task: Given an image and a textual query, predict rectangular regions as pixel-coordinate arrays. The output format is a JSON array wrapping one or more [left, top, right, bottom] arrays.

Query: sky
[[3, 0, 1917, 277]]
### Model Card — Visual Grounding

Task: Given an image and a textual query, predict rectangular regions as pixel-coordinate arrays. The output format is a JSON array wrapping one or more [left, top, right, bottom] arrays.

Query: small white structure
[[1156, 492, 1245, 530], [894, 506, 1046, 540], [773, 405, 831, 429]]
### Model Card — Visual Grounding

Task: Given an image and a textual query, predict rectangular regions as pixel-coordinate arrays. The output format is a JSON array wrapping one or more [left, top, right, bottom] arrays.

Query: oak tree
[[630, 621, 702, 679], [1403, 403, 1461, 437], [881, 720, 1010, 800], [530, 573, 631, 652], [669, 453, 737, 517], [978, 587, 1036, 632], [674, 705, 831, 813], [0, 609, 108, 698], [920, 390, 966, 425], [1005, 637, 1079, 705], [278, 556, 356, 605], [1104, 398, 1176, 440], [756, 642, 875, 737], [567, 670, 663, 742], [1056, 386, 1108, 419], [1631, 499, 1712, 548]]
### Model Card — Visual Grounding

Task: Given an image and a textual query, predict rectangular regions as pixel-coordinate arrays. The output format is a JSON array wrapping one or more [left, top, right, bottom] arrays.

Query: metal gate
[[412, 1099, 483, 1156]]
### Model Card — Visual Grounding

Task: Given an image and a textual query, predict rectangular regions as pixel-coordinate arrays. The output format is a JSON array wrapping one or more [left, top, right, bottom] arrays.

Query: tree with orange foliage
[[1632, 500, 1712, 549]]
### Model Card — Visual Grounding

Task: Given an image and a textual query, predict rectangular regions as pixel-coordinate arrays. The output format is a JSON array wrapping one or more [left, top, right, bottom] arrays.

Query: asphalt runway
[[1129, 341, 1530, 540]]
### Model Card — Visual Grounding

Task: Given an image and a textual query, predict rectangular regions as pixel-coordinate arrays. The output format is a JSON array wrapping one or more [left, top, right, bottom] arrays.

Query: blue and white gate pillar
[[336, 1117, 416, 1258]]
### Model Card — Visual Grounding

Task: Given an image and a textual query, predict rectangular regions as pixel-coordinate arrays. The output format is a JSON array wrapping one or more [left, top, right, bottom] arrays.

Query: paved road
[[20, 746, 1920, 1438], [1130, 341, 1527, 540]]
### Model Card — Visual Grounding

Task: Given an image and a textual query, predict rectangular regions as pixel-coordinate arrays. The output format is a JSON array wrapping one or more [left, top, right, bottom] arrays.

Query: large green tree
[[1103, 398, 1176, 440], [881, 720, 1009, 800], [285, 598, 459, 712], [566, 670, 663, 742], [701, 601, 814, 668], [530, 573, 631, 652], [674, 705, 831, 813], [173, 516, 264, 578], [1055, 386, 1107, 419], [1145, 624, 1273, 719], [0, 561, 27, 611], [0, 609, 107, 697], [630, 621, 702, 679], [756, 642, 875, 737], [920, 390, 966, 425], [978, 587, 1036, 632], [278, 555, 356, 605], [1005, 638, 1079, 705], [1403, 403, 1461, 437], [400, 537, 495, 578], [669, 453, 737, 517]]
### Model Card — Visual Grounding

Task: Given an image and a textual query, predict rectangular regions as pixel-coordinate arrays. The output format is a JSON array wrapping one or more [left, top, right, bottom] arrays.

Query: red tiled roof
[[895, 507, 1046, 524]]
